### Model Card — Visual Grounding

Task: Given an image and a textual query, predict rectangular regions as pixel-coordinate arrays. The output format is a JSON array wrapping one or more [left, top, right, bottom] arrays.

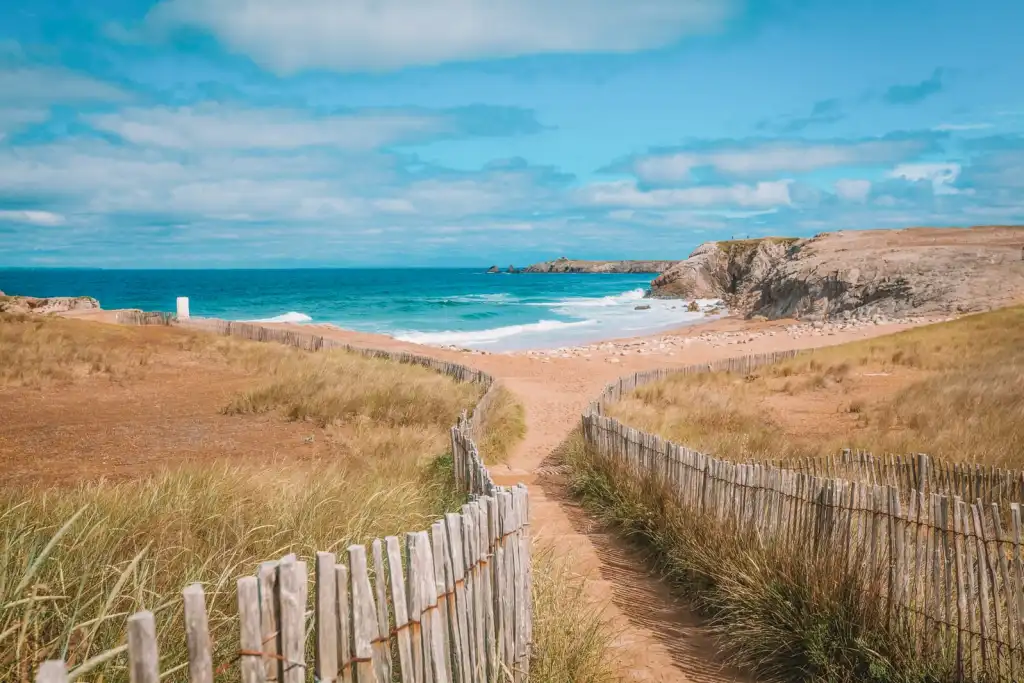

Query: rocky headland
[[0, 293, 101, 315], [649, 226, 1024, 321], [523, 256, 677, 274]]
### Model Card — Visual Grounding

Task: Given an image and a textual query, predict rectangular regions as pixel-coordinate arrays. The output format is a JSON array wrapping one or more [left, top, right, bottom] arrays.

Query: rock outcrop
[[649, 227, 1024, 320], [486, 266, 500, 274], [524, 256, 678, 274], [0, 294, 101, 315]]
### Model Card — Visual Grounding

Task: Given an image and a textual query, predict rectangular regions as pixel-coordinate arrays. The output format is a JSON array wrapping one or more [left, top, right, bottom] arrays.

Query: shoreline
[[63, 305, 950, 365]]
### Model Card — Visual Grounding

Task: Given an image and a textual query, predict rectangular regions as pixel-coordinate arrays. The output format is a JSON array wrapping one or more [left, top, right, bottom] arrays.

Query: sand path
[[266, 314, 924, 682]]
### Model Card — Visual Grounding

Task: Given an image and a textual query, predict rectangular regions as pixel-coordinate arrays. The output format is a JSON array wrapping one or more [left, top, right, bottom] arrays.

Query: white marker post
[[176, 297, 190, 320]]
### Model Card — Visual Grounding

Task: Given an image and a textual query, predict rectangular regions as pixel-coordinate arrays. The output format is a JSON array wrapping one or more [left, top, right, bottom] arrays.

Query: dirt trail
[[251, 315, 932, 681], [490, 375, 750, 682]]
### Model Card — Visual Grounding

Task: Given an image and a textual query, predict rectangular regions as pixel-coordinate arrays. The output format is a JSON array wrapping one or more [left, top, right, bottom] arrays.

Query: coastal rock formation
[[649, 226, 1024, 320], [524, 256, 678, 273], [486, 266, 500, 274], [0, 294, 101, 315]]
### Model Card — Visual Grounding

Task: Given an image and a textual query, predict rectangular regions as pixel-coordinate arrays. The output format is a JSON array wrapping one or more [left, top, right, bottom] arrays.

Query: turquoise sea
[[0, 268, 715, 351]]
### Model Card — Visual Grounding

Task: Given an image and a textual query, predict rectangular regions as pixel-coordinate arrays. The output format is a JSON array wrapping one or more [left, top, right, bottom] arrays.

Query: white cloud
[[144, 0, 738, 73], [633, 139, 930, 182], [888, 162, 961, 195], [0, 137, 562, 226], [0, 66, 128, 104], [834, 179, 872, 202], [932, 122, 994, 132], [582, 179, 792, 208], [0, 210, 66, 226], [87, 105, 446, 151], [0, 139, 388, 221]]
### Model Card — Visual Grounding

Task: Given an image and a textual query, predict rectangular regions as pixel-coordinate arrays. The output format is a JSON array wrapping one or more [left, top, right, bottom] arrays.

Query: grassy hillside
[[0, 314, 618, 683], [609, 305, 1024, 467], [0, 315, 473, 677], [568, 306, 1024, 682]]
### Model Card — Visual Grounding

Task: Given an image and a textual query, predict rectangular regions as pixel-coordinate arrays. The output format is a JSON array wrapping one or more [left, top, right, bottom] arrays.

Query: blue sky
[[0, 0, 1022, 268]]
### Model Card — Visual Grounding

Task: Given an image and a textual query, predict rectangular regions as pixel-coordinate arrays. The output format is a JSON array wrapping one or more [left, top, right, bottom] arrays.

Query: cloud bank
[[141, 0, 739, 73]]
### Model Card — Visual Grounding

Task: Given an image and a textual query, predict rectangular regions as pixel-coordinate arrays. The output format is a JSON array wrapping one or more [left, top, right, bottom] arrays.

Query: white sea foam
[[248, 311, 313, 323], [442, 293, 513, 304], [396, 288, 724, 351], [523, 287, 647, 309], [395, 319, 595, 347]]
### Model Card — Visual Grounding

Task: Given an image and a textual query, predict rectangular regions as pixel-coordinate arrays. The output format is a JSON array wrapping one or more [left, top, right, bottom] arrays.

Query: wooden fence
[[35, 317, 532, 682], [587, 349, 1024, 505], [113, 309, 176, 326], [582, 352, 1024, 681]]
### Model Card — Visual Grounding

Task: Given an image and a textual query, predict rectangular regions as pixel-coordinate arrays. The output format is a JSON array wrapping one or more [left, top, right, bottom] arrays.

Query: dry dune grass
[[610, 305, 1024, 467], [0, 314, 486, 679], [0, 314, 610, 683], [0, 312, 183, 386], [564, 430, 928, 683], [0, 458, 457, 681], [221, 342, 482, 430], [0, 313, 487, 484], [529, 545, 621, 683], [477, 386, 528, 464], [1, 312, 482, 429]]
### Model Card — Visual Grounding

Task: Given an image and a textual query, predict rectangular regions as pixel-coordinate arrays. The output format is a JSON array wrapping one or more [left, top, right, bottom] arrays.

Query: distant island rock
[[523, 256, 678, 274], [0, 294, 101, 315], [648, 226, 1024, 321], [486, 266, 500, 273]]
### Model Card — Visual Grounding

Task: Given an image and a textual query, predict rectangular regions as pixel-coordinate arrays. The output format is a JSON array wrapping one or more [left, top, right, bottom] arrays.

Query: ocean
[[0, 268, 716, 351]]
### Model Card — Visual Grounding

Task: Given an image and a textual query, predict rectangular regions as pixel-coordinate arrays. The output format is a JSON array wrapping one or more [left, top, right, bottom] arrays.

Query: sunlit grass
[[0, 314, 493, 679], [529, 544, 621, 683], [563, 430, 941, 683], [0, 457, 459, 679], [476, 386, 527, 464], [609, 306, 1024, 466]]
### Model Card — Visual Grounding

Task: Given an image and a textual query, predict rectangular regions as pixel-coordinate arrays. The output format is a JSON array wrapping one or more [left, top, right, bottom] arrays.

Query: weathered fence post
[[237, 576, 266, 683], [316, 552, 340, 683], [127, 611, 160, 683], [183, 584, 214, 683]]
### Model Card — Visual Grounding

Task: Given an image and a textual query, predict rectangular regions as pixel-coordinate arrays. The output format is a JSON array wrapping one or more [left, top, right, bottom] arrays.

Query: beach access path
[[281, 314, 923, 682]]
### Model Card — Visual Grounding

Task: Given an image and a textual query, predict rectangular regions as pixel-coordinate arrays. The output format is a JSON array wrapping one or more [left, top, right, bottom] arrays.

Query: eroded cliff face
[[649, 227, 1024, 320], [648, 239, 791, 301]]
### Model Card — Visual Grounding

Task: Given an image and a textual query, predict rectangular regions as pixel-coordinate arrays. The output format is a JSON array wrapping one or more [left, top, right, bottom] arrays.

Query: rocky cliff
[[524, 257, 678, 274], [649, 227, 1024, 320], [0, 294, 101, 315]]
